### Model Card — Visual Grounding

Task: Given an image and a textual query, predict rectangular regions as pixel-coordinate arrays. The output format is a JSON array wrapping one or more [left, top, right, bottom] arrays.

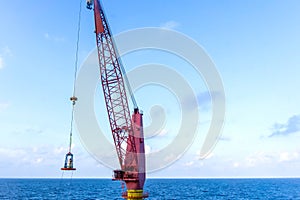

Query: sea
[[0, 178, 299, 199]]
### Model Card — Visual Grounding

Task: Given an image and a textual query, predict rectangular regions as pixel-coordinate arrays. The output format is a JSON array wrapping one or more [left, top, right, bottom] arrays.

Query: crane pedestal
[[122, 190, 149, 200]]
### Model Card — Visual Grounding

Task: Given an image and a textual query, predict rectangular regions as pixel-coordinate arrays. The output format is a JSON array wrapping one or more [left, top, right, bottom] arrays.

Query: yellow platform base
[[122, 190, 148, 200]]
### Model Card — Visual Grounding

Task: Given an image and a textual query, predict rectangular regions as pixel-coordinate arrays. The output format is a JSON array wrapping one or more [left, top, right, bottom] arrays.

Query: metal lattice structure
[[93, 0, 137, 170], [88, 0, 147, 198]]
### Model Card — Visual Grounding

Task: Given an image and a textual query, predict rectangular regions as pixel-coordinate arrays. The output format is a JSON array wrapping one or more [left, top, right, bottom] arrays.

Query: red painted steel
[[61, 168, 76, 171], [91, 0, 146, 196], [125, 109, 146, 190], [93, 0, 136, 168]]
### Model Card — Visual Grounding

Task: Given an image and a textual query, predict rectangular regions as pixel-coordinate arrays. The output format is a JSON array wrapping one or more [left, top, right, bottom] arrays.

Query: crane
[[86, 0, 148, 199]]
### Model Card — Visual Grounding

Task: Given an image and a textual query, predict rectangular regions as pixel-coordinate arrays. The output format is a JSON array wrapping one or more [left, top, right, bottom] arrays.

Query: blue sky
[[0, 0, 300, 178]]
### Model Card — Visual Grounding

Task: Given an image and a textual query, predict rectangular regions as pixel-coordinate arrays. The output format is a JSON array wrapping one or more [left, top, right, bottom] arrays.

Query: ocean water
[[0, 178, 299, 199]]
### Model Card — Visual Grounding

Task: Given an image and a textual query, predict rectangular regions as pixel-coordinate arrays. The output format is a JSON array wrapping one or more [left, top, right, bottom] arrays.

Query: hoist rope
[[57, 1, 82, 196], [68, 106, 74, 153], [120, 60, 138, 109], [68, 0, 83, 152], [99, 0, 138, 109], [73, 0, 83, 98]]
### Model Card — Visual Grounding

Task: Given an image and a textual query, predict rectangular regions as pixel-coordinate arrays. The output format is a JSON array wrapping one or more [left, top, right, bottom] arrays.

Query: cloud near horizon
[[269, 115, 300, 137]]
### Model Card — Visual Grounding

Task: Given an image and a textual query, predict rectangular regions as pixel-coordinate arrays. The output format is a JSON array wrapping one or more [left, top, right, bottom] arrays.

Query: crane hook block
[[70, 96, 78, 102], [70, 96, 78, 105], [86, 0, 93, 10]]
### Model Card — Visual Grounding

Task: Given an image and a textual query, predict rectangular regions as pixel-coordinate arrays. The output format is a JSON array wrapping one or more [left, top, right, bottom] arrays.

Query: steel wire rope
[[69, 0, 83, 153], [99, 0, 138, 109], [57, 0, 83, 198]]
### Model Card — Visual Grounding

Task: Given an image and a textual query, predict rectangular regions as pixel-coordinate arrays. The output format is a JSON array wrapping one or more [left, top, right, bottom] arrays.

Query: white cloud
[[0, 56, 4, 69], [164, 153, 176, 162], [2, 46, 12, 56], [34, 158, 44, 164], [0, 103, 10, 111], [233, 162, 240, 168], [245, 152, 274, 167], [279, 152, 299, 162], [197, 150, 214, 160], [0, 147, 27, 158], [44, 33, 50, 39], [54, 146, 65, 155], [44, 32, 65, 42], [160, 21, 180, 30], [269, 115, 300, 137], [12, 126, 44, 136], [158, 129, 168, 137], [0, 46, 13, 69], [145, 144, 151, 154], [0, 146, 64, 168], [243, 151, 300, 168], [183, 161, 194, 167]]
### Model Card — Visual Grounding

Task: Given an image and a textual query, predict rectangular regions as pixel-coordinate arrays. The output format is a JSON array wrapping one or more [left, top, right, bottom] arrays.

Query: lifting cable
[[119, 59, 138, 109], [100, 0, 138, 109], [68, 0, 83, 153], [57, 1, 82, 198]]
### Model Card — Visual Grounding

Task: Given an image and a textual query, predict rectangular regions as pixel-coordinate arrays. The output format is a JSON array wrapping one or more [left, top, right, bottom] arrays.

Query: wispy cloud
[[145, 144, 151, 154], [182, 91, 223, 112], [0, 103, 10, 111], [269, 115, 300, 137], [0, 146, 53, 167], [183, 161, 194, 167], [160, 21, 180, 30], [0, 147, 27, 159], [244, 150, 300, 168], [12, 126, 44, 135], [2, 46, 12, 56], [44, 33, 50, 39], [0, 46, 13, 69], [0, 144, 77, 164], [219, 136, 231, 141], [245, 152, 273, 167], [0, 56, 3, 69], [54, 146, 65, 155], [197, 91, 212, 111], [196, 150, 214, 160], [144, 106, 167, 138], [278, 151, 299, 162], [44, 32, 65, 42]]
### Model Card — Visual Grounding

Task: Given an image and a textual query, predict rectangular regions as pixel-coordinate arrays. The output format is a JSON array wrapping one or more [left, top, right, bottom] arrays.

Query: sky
[[0, 0, 300, 178]]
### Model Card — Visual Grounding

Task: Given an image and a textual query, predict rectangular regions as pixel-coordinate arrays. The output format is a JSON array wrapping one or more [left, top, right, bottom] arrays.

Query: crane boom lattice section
[[94, 0, 137, 168]]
